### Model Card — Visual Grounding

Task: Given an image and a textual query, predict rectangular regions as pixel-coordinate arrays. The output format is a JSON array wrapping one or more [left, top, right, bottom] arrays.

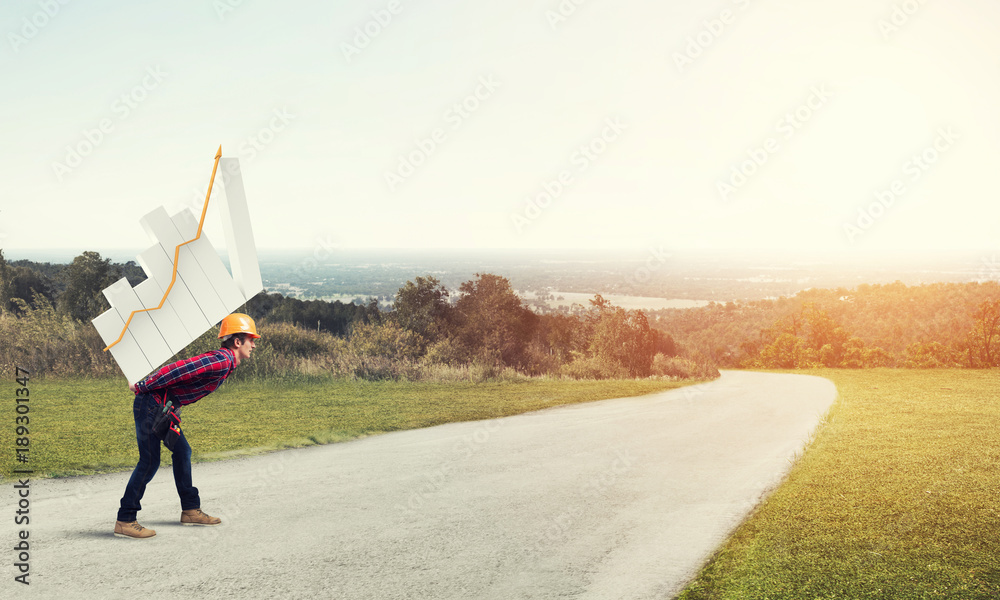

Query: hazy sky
[[2, 0, 998, 258]]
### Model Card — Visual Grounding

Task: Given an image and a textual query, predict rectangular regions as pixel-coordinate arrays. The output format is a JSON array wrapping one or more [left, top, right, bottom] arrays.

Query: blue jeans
[[117, 392, 200, 522]]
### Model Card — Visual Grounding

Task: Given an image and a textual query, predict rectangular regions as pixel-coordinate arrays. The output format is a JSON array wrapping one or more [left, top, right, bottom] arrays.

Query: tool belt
[[151, 393, 182, 451]]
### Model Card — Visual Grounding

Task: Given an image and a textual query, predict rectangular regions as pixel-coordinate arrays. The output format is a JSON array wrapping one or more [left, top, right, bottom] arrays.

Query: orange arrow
[[104, 146, 223, 352]]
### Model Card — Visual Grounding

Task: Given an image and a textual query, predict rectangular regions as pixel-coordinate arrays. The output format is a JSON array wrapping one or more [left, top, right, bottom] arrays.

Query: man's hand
[[129, 382, 137, 393]]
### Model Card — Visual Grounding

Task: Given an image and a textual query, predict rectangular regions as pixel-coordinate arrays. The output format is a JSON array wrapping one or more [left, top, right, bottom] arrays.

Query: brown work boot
[[114, 520, 156, 539], [180, 508, 222, 526]]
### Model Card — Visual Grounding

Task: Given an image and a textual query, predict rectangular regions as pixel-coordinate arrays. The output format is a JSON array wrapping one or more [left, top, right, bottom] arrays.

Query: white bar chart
[[92, 155, 264, 383]]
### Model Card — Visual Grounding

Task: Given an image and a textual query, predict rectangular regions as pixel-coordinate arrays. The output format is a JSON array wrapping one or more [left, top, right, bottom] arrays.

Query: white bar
[[93, 308, 154, 384], [137, 245, 211, 338], [219, 158, 263, 299], [171, 208, 247, 310], [140, 207, 230, 327], [103, 278, 174, 372], [133, 278, 190, 355]]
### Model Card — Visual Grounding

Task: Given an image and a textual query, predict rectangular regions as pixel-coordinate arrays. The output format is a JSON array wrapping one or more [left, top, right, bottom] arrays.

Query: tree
[[5, 266, 56, 313], [0, 249, 10, 314], [539, 313, 583, 362], [452, 273, 534, 368], [903, 341, 956, 368], [967, 299, 1000, 367], [265, 296, 366, 336], [802, 305, 849, 366], [0, 250, 60, 314], [653, 330, 677, 357], [841, 337, 869, 368], [58, 251, 121, 322], [758, 333, 804, 368], [587, 302, 657, 377], [362, 297, 382, 324], [393, 276, 450, 348], [119, 260, 147, 287]]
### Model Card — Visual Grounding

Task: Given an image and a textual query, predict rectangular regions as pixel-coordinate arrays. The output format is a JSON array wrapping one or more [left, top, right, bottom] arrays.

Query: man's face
[[234, 336, 256, 364]]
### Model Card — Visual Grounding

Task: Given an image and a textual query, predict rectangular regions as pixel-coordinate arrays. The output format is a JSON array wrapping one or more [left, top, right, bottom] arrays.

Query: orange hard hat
[[218, 313, 261, 339]]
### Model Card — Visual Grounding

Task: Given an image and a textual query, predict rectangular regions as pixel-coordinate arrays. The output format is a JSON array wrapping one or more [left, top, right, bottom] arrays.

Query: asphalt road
[[5, 371, 836, 599]]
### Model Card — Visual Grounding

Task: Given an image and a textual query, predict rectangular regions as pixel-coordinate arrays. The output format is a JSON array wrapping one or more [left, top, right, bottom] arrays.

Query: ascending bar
[[93, 308, 153, 383], [139, 207, 230, 326], [219, 158, 263, 300], [171, 208, 246, 310], [137, 244, 212, 338], [132, 277, 191, 355], [103, 278, 174, 371]]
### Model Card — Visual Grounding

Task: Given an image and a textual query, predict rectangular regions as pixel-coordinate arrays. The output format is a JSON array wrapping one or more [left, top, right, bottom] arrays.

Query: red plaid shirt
[[133, 348, 237, 406]]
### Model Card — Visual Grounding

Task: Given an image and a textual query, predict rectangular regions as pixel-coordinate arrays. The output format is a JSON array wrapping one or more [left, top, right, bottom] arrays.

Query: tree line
[[650, 281, 1000, 368], [13, 249, 997, 377], [0, 251, 710, 380]]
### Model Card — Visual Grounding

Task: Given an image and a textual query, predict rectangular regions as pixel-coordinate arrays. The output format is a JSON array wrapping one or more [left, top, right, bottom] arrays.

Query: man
[[113, 313, 260, 539]]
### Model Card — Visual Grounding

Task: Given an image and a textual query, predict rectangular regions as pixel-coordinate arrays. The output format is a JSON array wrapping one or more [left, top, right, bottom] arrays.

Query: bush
[[902, 341, 959, 368], [423, 337, 468, 366], [560, 355, 631, 380], [347, 321, 423, 361], [519, 342, 562, 376], [651, 354, 721, 380], [0, 296, 118, 378], [260, 321, 340, 358]]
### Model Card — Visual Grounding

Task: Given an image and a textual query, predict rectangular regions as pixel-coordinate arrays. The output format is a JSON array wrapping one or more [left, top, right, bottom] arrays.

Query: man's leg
[[116, 393, 161, 537], [173, 431, 222, 526], [171, 430, 200, 511]]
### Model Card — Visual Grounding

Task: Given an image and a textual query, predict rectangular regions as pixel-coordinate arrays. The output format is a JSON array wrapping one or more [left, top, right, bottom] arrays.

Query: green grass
[[1, 375, 695, 480], [678, 369, 1000, 600]]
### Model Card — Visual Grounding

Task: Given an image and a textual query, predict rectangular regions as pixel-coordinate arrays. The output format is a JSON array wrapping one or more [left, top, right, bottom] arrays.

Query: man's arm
[[133, 351, 230, 394]]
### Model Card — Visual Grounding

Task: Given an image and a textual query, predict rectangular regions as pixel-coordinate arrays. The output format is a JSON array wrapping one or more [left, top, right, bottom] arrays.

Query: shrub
[[519, 341, 562, 376], [347, 321, 423, 361], [902, 341, 958, 368], [560, 355, 631, 380], [260, 321, 339, 357], [651, 354, 721, 379], [423, 337, 468, 366], [0, 296, 118, 378]]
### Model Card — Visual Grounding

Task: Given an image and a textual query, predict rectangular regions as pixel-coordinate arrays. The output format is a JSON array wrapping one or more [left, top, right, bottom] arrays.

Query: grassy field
[[678, 369, 1000, 599], [1, 375, 694, 480]]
